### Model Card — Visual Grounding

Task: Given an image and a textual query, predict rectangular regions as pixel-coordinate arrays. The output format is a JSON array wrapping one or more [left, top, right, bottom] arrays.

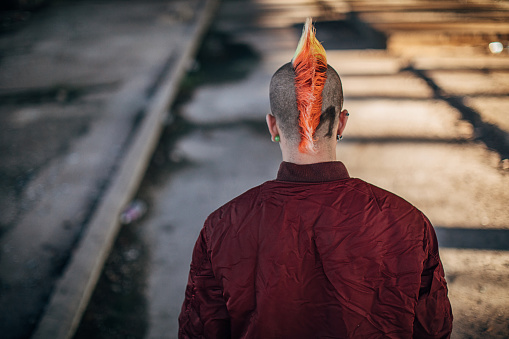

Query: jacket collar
[[276, 161, 350, 182]]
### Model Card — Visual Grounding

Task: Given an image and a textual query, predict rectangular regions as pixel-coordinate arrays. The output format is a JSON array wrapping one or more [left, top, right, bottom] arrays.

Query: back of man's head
[[269, 62, 343, 146]]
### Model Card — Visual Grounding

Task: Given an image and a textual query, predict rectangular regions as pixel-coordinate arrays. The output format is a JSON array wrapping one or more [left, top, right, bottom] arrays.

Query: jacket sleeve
[[413, 215, 453, 338], [178, 226, 231, 339]]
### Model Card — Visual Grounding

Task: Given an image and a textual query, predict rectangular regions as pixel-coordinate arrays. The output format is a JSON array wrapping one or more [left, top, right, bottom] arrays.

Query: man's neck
[[282, 149, 336, 165]]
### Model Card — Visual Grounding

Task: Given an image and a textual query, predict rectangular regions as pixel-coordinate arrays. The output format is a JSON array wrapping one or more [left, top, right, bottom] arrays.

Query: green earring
[[274, 135, 280, 142]]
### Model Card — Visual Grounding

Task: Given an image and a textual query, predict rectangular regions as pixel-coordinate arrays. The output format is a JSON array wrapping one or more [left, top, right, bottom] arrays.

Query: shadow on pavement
[[312, 14, 387, 50], [436, 227, 509, 251]]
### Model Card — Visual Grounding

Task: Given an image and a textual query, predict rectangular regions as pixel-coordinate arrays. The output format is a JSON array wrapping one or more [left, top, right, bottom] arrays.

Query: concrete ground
[[0, 0, 217, 338], [2, 0, 509, 338], [77, 0, 509, 338]]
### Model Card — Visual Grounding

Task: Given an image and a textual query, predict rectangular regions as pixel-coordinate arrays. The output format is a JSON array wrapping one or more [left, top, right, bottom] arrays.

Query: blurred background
[[1, 0, 508, 338]]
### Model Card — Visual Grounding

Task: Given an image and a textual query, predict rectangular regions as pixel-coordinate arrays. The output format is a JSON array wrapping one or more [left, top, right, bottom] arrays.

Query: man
[[179, 18, 453, 338]]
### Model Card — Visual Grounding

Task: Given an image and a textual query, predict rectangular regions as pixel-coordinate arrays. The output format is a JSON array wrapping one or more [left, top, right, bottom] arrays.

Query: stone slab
[[327, 50, 407, 75], [441, 249, 509, 339], [427, 70, 509, 96], [342, 71, 433, 98], [344, 98, 473, 140], [413, 55, 509, 71]]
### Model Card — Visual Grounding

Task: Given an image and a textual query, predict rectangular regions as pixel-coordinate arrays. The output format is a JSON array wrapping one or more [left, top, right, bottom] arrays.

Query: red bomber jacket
[[179, 161, 453, 338]]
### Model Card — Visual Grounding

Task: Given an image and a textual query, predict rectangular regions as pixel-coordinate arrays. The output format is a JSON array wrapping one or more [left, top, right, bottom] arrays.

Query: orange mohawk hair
[[292, 17, 327, 153]]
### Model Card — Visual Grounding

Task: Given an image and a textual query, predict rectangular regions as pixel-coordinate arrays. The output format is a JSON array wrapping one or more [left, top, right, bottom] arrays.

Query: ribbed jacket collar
[[276, 161, 350, 182]]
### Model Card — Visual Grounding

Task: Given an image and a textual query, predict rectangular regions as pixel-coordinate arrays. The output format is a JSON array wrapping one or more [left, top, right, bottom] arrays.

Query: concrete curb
[[31, 1, 219, 338]]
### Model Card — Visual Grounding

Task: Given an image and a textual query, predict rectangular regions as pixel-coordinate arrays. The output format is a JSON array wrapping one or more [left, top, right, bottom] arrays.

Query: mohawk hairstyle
[[292, 17, 327, 153]]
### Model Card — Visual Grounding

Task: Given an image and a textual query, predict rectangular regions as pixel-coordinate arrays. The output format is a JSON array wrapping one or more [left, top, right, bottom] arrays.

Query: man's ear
[[266, 114, 279, 141], [336, 109, 348, 138]]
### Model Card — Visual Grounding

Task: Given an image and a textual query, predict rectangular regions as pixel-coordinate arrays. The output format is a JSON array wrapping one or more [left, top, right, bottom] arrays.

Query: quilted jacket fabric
[[179, 161, 453, 338]]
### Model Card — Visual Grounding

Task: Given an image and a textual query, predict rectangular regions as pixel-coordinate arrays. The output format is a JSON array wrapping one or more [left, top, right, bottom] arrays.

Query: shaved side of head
[[269, 62, 343, 145], [269, 63, 299, 142]]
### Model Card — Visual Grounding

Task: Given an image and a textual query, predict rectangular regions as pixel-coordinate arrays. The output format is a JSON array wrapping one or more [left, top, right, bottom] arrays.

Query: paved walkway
[[0, 0, 217, 338]]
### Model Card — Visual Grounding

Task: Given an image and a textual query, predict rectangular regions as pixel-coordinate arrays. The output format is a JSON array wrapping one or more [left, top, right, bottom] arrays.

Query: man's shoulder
[[346, 178, 420, 214], [206, 181, 270, 224], [344, 178, 431, 242]]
